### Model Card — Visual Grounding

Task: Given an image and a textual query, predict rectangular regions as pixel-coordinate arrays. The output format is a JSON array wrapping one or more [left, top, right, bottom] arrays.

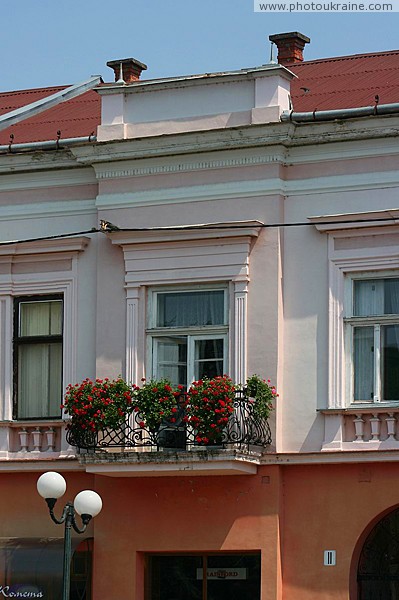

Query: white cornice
[[0, 168, 96, 192], [96, 169, 399, 209], [71, 116, 399, 167], [309, 208, 399, 232], [0, 199, 96, 222], [110, 220, 262, 245], [96, 179, 283, 208], [0, 151, 79, 174], [0, 236, 91, 256]]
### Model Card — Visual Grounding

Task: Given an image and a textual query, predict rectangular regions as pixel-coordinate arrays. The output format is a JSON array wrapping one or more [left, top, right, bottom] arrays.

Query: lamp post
[[37, 471, 102, 600]]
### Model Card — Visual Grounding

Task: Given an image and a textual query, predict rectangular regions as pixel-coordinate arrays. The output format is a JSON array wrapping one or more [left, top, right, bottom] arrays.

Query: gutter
[[281, 102, 399, 122], [0, 135, 97, 154]]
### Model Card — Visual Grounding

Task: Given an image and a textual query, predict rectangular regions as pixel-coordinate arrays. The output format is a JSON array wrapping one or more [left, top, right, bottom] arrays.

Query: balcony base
[[78, 448, 263, 477]]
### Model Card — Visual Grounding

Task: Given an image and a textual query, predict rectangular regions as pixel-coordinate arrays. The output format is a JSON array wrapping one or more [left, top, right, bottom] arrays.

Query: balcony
[[0, 420, 75, 460], [322, 407, 399, 451], [66, 392, 273, 477]]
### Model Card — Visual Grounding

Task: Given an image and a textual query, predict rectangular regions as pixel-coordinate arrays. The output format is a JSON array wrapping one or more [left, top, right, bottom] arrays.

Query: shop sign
[[0, 586, 44, 598], [196, 568, 247, 580]]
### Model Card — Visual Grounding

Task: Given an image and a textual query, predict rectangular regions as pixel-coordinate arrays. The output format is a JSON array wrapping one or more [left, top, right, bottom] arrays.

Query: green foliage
[[245, 374, 278, 420], [133, 378, 181, 431]]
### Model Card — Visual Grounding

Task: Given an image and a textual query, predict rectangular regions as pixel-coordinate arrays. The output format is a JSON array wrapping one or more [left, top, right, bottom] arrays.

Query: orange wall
[[281, 462, 399, 600], [92, 466, 283, 600], [1, 462, 399, 600]]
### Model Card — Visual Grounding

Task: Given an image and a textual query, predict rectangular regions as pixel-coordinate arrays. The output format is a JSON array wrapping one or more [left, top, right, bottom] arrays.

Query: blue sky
[[1, 0, 398, 92]]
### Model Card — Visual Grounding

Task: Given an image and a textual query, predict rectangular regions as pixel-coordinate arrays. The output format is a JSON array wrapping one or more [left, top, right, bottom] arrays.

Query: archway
[[357, 507, 399, 599]]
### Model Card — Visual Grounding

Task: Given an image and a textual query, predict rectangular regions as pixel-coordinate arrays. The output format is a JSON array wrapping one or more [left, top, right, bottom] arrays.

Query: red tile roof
[[289, 50, 399, 112], [0, 87, 100, 145], [1, 49, 399, 145]]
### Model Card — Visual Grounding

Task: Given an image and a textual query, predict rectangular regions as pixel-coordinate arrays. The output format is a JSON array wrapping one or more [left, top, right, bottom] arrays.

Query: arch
[[351, 505, 399, 599]]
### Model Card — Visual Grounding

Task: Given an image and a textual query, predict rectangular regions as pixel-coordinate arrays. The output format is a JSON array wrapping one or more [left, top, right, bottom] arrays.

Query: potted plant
[[244, 374, 278, 419], [184, 375, 236, 445], [133, 378, 182, 432], [63, 377, 135, 437]]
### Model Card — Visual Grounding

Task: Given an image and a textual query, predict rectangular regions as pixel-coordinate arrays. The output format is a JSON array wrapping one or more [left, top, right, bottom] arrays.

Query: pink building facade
[[1, 33, 399, 599]]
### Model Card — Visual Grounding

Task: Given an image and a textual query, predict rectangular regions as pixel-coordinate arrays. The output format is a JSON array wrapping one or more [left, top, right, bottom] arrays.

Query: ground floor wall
[[0, 459, 398, 600]]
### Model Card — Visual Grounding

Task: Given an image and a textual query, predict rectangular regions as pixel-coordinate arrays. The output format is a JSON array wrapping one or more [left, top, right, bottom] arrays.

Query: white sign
[[196, 568, 247, 580]]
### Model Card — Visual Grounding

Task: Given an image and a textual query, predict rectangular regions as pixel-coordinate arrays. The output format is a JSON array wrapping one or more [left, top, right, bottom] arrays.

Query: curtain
[[20, 301, 62, 336], [18, 343, 62, 418], [155, 337, 188, 387], [354, 280, 384, 316], [354, 327, 374, 401], [157, 291, 224, 327]]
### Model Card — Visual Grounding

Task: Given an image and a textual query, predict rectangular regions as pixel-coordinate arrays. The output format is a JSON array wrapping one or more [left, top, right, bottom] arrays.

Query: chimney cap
[[106, 57, 148, 71], [269, 31, 310, 44], [268, 32, 310, 66]]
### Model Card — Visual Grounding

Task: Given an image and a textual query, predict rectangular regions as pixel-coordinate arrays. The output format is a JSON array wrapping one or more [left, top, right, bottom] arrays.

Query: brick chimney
[[107, 58, 148, 83], [269, 32, 310, 66]]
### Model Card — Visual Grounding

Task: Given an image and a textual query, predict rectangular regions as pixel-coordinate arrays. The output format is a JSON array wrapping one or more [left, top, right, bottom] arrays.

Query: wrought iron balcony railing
[[66, 391, 272, 452]]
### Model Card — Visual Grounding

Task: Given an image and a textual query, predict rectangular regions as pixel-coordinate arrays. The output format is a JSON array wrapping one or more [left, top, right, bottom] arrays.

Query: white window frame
[[147, 285, 229, 386], [344, 271, 399, 404], [0, 237, 88, 422], [320, 222, 399, 410]]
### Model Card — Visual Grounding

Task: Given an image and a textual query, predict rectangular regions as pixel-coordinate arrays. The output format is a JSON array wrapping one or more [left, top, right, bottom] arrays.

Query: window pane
[[157, 291, 224, 327], [18, 343, 62, 418], [354, 327, 374, 401], [206, 554, 261, 600], [354, 279, 399, 316], [148, 556, 202, 600], [196, 339, 224, 360], [194, 339, 224, 380], [354, 280, 384, 316], [20, 301, 62, 336], [384, 279, 399, 314], [382, 325, 399, 400], [155, 337, 187, 387]]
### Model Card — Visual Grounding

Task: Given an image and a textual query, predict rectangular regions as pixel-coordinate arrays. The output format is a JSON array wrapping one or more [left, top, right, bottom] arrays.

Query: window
[[346, 277, 399, 402], [147, 553, 260, 600], [13, 296, 63, 419], [148, 288, 228, 387]]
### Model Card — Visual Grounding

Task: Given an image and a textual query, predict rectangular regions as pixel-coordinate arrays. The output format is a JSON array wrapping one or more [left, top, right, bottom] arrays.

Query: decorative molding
[[95, 153, 286, 180], [0, 240, 90, 431], [110, 221, 262, 246], [0, 168, 96, 192], [0, 296, 12, 421], [72, 116, 399, 166], [0, 236, 90, 257], [288, 138, 399, 164], [96, 179, 282, 209], [309, 208, 399, 232], [96, 170, 399, 210], [114, 224, 259, 383], [320, 223, 399, 412], [0, 199, 96, 222], [234, 281, 248, 386], [126, 287, 139, 385]]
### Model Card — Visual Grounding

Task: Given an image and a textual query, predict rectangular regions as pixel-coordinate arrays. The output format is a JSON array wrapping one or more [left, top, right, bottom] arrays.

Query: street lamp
[[37, 471, 102, 600]]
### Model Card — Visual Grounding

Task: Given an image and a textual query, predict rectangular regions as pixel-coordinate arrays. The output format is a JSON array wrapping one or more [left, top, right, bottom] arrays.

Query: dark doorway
[[358, 508, 399, 599], [147, 553, 261, 600]]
